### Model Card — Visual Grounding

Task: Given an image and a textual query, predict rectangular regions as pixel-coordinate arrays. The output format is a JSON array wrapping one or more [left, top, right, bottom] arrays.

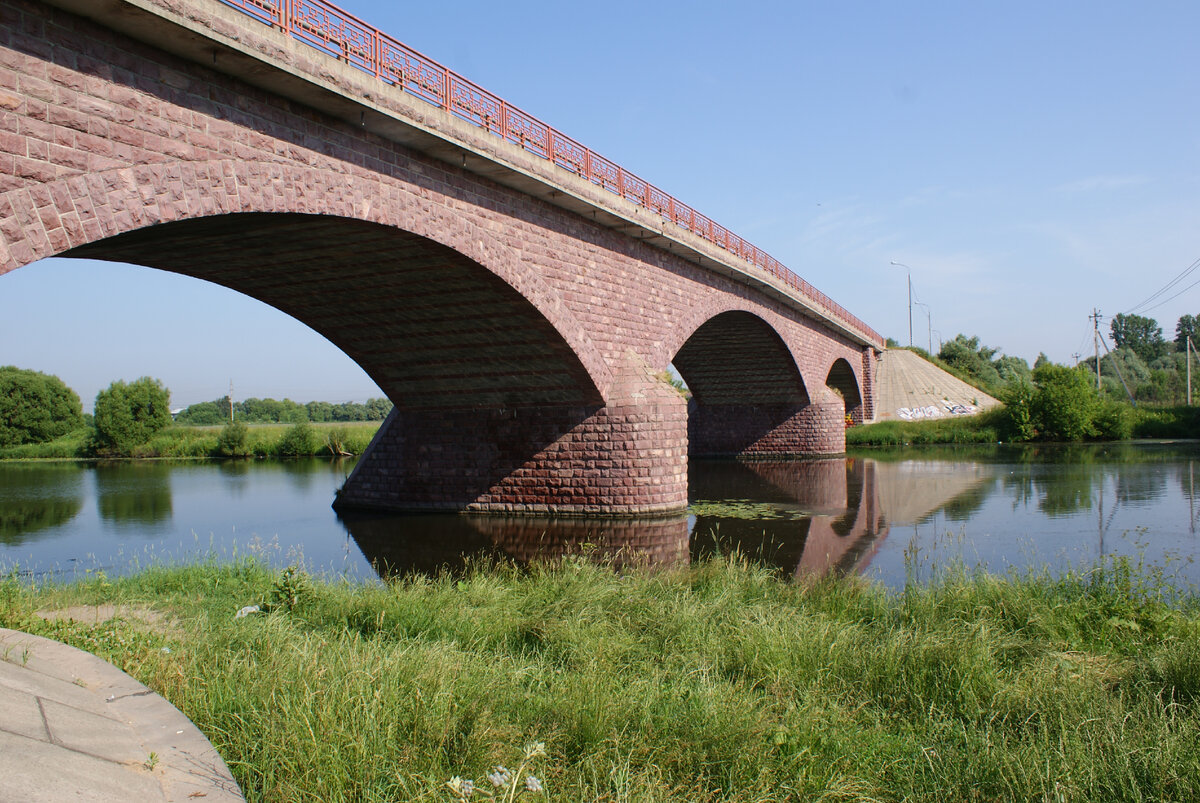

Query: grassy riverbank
[[848, 404, 1200, 447], [0, 421, 381, 460], [3, 557, 1199, 801]]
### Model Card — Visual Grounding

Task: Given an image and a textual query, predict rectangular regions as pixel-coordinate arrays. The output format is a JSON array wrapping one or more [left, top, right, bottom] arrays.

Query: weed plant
[[3, 553, 1199, 802]]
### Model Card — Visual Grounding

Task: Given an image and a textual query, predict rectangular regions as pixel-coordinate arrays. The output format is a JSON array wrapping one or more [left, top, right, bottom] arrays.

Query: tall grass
[[847, 409, 1002, 446], [4, 555, 1199, 802], [0, 422, 380, 460]]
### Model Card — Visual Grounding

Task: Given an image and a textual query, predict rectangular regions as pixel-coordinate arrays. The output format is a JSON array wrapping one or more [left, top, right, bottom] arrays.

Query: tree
[[1110, 313, 1166, 362], [1176, 314, 1200, 350], [174, 397, 229, 426], [995, 355, 1032, 386], [0, 366, 84, 446], [93, 377, 172, 453], [938, 334, 1002, 390], [1030, 363, 1100, 441]]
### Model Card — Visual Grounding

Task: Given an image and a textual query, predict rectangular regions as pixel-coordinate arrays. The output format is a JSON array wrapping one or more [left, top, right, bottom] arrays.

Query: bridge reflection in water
[[340, 457, 992, 581]]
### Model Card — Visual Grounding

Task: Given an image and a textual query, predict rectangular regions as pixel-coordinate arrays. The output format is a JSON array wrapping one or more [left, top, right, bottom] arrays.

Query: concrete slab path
[[874, 349, 1001, 422], [0, 627, 243, 802]]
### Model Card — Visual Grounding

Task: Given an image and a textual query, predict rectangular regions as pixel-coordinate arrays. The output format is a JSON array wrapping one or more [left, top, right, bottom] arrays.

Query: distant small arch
[[826, 358, 864, 424]]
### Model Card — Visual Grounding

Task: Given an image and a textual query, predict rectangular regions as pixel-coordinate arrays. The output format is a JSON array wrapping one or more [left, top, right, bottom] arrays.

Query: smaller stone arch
[[674, 311, 844, 456], [826, 358, 865, 425], [673, 311, 808, 407]]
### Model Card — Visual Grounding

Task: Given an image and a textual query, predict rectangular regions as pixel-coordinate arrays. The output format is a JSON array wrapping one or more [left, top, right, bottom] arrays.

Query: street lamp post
[[914, 301, 932, 353], [890, 261, 913, 347]]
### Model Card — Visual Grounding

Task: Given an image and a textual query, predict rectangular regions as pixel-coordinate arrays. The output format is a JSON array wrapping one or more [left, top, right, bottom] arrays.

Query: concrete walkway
[[0, 627, 243, 803], [874, 348, 1001, 422]]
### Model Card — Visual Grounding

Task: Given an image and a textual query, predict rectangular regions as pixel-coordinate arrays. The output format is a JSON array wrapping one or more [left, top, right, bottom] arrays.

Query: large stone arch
[[1, 160, 692, 515], [0, 161, 612, 403]]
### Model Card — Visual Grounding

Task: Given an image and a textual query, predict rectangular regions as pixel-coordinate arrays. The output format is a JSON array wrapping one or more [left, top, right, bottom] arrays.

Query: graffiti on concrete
[[896, 402, 978, 421]]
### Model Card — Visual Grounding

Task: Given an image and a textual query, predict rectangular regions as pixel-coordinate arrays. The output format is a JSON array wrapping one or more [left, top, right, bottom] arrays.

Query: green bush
[[276, 421, 319, 457], [217, 420, 250, 457], [1031, 364, 1100, 441], [0, 366, 84, 446], [997, 380, 1036, 441], [92, 377, 172, 454], [1094, 400, 1134, 440]]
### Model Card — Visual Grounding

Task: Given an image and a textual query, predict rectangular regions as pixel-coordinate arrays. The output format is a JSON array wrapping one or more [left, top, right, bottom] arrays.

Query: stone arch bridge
[[0, 0, 883, 514]]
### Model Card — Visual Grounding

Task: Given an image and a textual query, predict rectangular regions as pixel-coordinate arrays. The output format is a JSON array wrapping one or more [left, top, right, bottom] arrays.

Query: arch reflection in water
[[0, 463, 85, 546], [340, 512, 690, 578], [342, 457, 897, 581], [689, 457, 887, 579]]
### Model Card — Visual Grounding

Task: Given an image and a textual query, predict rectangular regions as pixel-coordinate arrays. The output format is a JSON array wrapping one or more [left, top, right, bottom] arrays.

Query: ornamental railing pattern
[[217, 0, 882, 346]]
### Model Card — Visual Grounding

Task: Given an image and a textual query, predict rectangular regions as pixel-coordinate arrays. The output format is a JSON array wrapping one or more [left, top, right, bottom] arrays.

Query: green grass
[[847, 409, 1002, 446], [0, 422, 381, 460], [4, 556, 1199, 802], [850, 402, 1200, 446]]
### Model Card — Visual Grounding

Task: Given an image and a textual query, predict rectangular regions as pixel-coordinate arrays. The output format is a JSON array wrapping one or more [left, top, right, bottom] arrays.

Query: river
[[2, 442, 1198, 590]]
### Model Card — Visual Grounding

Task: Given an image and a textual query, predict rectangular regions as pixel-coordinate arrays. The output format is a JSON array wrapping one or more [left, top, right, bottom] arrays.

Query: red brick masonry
[[0, 0, 878, 514]]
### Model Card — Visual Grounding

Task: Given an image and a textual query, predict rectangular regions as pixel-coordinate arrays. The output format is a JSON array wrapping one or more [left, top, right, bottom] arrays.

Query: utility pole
[[229, 379, 235, 422], [1089, 308, 1102, 391], [1072, 352, 1081, 366], [890, 261, 913, 347], [1189, 336, 1195, 406]]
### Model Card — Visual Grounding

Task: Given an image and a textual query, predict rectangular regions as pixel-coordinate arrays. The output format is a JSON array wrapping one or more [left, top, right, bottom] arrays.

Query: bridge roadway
[[1, 0, 884, 515]]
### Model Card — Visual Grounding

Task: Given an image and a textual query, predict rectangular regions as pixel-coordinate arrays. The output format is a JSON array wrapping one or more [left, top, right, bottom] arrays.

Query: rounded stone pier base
[[335, 357, 688, 515]]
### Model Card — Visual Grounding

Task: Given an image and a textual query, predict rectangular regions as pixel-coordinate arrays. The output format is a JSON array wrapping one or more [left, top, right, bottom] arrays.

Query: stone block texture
[[0, 0, 877, 513]]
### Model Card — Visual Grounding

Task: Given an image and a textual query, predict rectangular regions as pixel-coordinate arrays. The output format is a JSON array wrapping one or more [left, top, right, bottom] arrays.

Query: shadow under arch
[[825, 358, 864, 424], [673, 310, 843, 456], [62, 212, 603, 411]]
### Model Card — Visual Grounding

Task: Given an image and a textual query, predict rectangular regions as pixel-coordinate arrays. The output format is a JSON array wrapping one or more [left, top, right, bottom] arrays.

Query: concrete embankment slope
[[874, 349, 1001, 422]]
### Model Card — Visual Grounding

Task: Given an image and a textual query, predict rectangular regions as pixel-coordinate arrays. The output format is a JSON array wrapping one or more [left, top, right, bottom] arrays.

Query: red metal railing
[[216, 0, 883, 347]]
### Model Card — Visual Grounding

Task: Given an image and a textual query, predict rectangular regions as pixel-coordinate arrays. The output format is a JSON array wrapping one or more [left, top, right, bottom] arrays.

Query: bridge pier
[[336, 359, 688, 515], [687, 388, 846, 457]]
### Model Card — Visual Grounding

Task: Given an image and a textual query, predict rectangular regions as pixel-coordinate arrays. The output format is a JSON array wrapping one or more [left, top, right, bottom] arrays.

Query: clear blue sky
[[3, 0, 1199, 409]]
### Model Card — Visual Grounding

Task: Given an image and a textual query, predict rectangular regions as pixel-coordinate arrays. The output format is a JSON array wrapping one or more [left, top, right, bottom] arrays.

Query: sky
[[3, 0, 1199, 409]]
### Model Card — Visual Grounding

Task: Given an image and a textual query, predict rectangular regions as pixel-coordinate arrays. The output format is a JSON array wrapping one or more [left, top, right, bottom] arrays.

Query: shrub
[[325, 425, 351, 456], [217, 420, 250, 457], [997, 380, 1036, 441], [1094, 400, 1134, 440], [1030, 364, 1099, 441], [92, 377, 172, 454], [277, 421, 319, 457], [0, 366, 84, 446]]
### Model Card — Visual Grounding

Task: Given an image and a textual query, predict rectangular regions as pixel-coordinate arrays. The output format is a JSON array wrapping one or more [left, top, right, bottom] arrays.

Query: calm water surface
[[2, 443, 1198, 590]]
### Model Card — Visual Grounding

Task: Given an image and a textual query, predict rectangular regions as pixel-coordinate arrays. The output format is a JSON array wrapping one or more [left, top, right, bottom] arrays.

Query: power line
[[1124, 254, 1200, 316], [1131, 272, 1200, 316]]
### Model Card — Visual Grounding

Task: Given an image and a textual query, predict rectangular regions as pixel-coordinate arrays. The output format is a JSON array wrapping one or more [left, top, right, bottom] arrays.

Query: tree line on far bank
[[174, 396, 392, 426], [911, 312, 1200, 406], [0, 366, 385, 458], [866, 311, 1200, 445]]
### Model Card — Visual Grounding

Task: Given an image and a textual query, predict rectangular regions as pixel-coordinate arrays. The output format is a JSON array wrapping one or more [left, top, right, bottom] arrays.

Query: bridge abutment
[[336, 358, 688, 515]]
